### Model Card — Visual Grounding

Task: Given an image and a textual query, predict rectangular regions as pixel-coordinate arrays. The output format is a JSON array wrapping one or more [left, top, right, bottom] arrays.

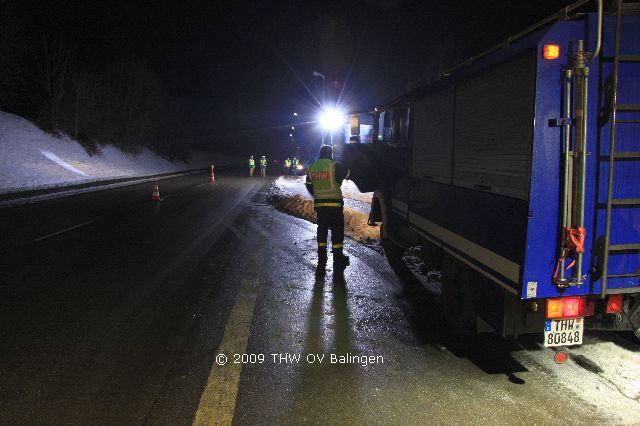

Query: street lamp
[[292, 112, 299, 158], [312, 71, 325, 106], [312, 71, 326, 145]]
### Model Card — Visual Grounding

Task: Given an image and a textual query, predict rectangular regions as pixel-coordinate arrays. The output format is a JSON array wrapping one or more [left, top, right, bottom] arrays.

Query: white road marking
[[32, 220, 96, 242]]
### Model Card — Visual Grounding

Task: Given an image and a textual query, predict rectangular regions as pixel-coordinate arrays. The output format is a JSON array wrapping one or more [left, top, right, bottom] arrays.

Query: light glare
[[319, 109, 344, 130]]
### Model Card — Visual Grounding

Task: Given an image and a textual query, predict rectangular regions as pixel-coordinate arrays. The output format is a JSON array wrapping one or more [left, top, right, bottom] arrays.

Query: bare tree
[[72, 69, 101, 140], [0, 1, 29, 111], [101, 57, 167, 151], [37, 34, 75, 130]]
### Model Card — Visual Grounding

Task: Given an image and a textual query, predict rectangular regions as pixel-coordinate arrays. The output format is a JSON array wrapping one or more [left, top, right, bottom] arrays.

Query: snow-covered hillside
[[0, 111, 232, 195]]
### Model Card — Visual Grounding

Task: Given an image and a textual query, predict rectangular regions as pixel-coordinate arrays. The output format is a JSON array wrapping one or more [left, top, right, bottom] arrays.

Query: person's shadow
[[332, 266, 351, 354], [308, 263, 351, 354], [290, 264, 361, 422], [306, 268, 325, 354]]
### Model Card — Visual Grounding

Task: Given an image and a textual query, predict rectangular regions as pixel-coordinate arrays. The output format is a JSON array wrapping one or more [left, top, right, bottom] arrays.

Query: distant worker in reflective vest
[[305, 145, 351, 268], [260, 155, 267, 177], [284, 158, 292, 175], [291, 157, 299, 176], [249, 156, 255, 177]]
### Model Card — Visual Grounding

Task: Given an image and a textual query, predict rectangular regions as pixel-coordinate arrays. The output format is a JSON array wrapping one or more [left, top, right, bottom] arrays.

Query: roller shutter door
[[411, 87, 455, 184], [453, 52, 536, 200]]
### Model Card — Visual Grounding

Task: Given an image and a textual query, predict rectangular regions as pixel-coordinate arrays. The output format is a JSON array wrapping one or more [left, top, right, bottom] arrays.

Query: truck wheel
[[441, 252, 478, 351], [380, 223, 408, 274], [420, 239, 442, 273]]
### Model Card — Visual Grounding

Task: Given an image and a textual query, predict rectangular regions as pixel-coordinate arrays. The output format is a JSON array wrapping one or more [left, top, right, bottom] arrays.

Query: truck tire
[[381, 223, 406, 271], [441, 252, 478, 351]]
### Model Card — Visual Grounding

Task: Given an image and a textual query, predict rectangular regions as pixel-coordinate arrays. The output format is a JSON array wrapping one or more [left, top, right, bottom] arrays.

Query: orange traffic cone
[[210, 164, 216, 182], [152, 180, 161, 201]]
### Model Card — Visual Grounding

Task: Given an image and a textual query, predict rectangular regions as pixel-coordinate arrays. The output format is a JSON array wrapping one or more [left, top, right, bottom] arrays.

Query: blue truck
[[337, 0, 639, 353]]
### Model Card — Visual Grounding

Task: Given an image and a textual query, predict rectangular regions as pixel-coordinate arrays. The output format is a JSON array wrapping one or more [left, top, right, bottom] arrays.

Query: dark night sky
[[12, 0, 575, 155]]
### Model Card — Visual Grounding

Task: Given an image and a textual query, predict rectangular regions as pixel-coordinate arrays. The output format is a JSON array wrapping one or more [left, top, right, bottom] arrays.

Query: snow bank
[[403, 246, 442, 294], [266, 176, 379, 243], [0, 111, 235, 194]]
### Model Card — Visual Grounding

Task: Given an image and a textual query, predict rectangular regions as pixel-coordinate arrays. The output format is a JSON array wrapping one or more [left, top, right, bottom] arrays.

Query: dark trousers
[[315, 207, 344, 253]]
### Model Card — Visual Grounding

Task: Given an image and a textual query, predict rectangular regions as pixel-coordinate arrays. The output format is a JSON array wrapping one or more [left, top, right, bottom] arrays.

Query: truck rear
[[338, 0, 640, 352]]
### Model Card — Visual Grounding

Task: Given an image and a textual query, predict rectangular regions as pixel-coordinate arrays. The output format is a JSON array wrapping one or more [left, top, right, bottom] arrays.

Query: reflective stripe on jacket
[[249, 159, 255, 167]]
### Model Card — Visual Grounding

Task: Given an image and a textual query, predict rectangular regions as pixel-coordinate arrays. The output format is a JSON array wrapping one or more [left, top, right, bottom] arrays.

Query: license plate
[[544, 318, 583, 347]]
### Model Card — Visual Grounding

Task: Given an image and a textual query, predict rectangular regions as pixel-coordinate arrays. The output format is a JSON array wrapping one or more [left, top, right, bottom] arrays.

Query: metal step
[[610, 198, 640, 205], [609, 243, 640, 251], [607, 273, 640, 279], [602, 54, 640, 62], [616, 104, 640, 111], [604, 287, 640, 295], [619, 2, 640, 14], [619, 54, 640, 62], [615, 151, 640, 159], [601, 152, 640, 160]]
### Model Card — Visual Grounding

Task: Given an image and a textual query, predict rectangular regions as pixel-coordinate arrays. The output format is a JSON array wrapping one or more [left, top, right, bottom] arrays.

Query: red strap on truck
[[553, 227, 586, 285], [562, 226, 586, 253]]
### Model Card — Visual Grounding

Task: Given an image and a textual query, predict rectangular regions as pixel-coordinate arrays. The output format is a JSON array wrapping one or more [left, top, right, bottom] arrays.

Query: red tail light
[[606, 294, 623, 313], [546, 296, 585, 319], [554, 351, 568, 364], [563, 297, 583, 317]]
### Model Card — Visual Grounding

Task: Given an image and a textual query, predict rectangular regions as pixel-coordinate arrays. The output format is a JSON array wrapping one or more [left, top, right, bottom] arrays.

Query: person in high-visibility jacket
[[260, 155, 267, 177], [248, 156, 255, 177], [305, 145, 351, 267], [284, 158, 292, 175]]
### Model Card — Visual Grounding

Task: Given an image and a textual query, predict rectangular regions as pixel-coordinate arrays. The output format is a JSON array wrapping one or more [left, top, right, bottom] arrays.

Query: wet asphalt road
[[0, 171, 637, 425]]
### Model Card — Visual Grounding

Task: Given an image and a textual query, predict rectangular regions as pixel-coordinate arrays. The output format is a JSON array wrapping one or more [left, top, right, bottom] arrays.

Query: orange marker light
[[543, 44, 560, 60], [547, 298, 564, 319]]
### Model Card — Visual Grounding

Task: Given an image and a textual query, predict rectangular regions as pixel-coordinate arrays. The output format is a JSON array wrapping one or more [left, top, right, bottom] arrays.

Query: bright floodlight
[[319, 109, 343, 130]]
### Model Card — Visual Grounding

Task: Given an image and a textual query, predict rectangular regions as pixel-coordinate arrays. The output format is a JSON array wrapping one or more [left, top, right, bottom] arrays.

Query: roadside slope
[[0, 111, 234, 195]]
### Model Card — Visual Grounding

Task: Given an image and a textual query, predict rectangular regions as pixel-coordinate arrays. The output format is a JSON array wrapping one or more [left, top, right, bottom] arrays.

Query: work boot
[[333, 253, 350, 267], [317, 250, 328, 266]]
